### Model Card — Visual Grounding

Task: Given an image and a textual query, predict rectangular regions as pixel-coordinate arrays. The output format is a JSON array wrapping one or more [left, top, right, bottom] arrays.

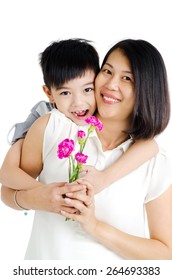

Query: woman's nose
[[105, 77, 119, 91]]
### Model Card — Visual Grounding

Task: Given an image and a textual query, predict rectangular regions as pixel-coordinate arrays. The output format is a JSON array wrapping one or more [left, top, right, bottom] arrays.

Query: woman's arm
[[0, 113, 88, 214], [62, 180, 172, 259], [0, 115, 87, 212], [82, 138, 159, 193], [0, 113, 50, 190], [0, 115, 48, 210], [1, 182, 86, 213], [0, 139, 43, 190]]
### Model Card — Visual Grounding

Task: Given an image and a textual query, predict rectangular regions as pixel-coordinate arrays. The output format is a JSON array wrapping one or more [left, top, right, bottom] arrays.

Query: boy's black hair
[[102, 39, 170, 139], [39, 38, 100, 89]]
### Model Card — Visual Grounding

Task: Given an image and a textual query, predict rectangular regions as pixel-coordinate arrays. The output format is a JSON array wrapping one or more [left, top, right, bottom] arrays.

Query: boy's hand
[[80, 165, 109, 194]]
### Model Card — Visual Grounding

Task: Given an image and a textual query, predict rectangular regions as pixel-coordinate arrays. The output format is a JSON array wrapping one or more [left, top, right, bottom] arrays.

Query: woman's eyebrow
[[104, 62, 113, 68], [104, 62, 133, 75]]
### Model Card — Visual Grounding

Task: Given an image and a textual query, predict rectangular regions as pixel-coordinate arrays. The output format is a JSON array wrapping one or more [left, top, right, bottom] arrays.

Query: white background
[[0, 0, 172, 274]]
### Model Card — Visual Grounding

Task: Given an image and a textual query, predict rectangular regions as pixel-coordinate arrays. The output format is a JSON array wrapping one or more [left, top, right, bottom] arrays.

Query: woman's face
[[95, 48, 136, 125]]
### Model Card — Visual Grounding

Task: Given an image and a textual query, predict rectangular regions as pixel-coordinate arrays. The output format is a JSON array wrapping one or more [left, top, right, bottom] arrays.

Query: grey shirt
[[9, 101, 54, 144]]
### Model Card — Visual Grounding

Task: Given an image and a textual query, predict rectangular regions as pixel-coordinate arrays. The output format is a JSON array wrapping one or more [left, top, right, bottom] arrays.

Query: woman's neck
[[95, 115, 130, 151]]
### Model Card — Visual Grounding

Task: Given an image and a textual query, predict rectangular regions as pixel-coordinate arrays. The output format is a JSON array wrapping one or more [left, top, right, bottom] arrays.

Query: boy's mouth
[[72, 109, 89, 118]]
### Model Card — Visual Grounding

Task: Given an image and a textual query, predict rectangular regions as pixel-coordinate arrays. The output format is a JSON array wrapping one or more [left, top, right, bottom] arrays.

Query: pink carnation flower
[[75, 152, 88, 164], [57, 139, 74, 159], [85, 116, 103, 131], [77, 130, 86, 138]]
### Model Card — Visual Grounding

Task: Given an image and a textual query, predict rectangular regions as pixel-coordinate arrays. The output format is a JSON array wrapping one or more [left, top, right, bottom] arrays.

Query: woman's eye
[[103, 69, 111, 75], [123, 76, 130, 80], [123, 76, 134, 82]]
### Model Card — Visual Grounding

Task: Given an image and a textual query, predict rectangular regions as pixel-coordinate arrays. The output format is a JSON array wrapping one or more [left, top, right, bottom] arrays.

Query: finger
[[60, 210, 78, 221], [65, 194, 94, 209], [65, 181, 87, 187], [80, 165, 92, 172], [64, 197, 86, 211], [65, 181, 80, 186], [76, 179, 94, 196], [64, 181, 87, 189], [61, 206, 79, 214], [76, 178, 93, 187], [58, 183, 86, 195]]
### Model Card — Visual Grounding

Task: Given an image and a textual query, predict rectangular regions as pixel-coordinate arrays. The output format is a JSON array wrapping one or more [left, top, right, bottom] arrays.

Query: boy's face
[[43, 70, 97, 125]]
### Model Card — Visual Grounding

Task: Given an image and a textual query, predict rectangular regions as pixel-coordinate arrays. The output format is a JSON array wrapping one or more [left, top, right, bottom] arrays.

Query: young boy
[[0, 39, 158, 211]]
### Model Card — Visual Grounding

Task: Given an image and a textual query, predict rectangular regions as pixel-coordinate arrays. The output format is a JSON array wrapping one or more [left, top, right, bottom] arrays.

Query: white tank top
[[25, 109, 172, 259]]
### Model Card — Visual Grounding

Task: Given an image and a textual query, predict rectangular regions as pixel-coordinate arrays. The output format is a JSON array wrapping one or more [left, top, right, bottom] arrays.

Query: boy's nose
[[71, 95, 84, 106]]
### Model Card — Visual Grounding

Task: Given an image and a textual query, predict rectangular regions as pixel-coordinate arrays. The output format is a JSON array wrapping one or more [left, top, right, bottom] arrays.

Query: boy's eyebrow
[[82, 81, 95, 86], [55, 81, 94, 90]]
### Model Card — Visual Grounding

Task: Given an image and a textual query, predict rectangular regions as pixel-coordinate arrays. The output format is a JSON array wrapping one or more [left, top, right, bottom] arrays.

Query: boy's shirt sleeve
[[8, 101, 54, 145]]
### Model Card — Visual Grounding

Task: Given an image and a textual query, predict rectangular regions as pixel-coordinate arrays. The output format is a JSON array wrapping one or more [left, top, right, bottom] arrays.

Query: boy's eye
[[84, 87, 94, 93], [60, 91, 70, 96]]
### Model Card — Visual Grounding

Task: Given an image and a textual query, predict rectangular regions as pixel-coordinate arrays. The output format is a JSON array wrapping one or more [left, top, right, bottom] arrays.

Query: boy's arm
[[82, 138, 159, 193], [20, 114, 50, 178]]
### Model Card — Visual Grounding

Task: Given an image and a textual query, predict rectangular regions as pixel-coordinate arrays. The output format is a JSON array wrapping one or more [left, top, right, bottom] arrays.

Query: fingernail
[[64, 198, 71, 204], [66, 193, 73, 197]]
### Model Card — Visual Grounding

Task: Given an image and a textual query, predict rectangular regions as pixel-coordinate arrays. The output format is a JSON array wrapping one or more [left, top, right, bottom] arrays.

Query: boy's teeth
[[74, 110, 87, 116]]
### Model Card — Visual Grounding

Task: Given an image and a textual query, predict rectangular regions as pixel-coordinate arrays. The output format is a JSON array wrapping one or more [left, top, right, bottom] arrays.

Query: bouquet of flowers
[[57, 116, 103, 183]]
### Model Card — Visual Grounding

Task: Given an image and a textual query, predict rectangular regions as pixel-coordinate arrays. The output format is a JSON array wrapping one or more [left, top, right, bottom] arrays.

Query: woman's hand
[[17, 181, 87, 214], [61, 179, 98, 234]]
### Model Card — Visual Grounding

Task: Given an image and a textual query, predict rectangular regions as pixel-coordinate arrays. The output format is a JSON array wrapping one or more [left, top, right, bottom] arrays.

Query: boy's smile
[[72, 109, 89, 119], [44, 70, 97, 125]]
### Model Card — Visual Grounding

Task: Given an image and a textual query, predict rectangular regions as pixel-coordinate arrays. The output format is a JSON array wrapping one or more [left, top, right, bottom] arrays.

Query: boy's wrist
[[102, 168, 114, 187]]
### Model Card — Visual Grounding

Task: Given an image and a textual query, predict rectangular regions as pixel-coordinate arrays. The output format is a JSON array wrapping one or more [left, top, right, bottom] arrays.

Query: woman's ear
[[42, 85, 54, 103]]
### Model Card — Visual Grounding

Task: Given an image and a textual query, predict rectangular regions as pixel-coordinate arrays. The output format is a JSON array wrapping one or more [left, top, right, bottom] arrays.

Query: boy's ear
[[42, 85, 55, 103]]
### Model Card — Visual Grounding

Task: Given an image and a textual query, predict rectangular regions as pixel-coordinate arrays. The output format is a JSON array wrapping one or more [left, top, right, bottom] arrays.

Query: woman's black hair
[[39, 38, 100, 89], [102, 39, 170, 139]]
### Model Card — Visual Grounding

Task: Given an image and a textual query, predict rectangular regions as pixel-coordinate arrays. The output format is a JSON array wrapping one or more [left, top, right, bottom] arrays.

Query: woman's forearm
[[0, 139, 42, 190], [92, 221, 172, 259], [0, 165, 42, 190], [1, 186, 20, 210], [62, 182, 172, 260]]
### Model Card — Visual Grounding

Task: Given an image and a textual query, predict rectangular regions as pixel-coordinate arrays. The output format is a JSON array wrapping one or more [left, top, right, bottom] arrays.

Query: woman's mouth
[[101, 94, 121, 104]]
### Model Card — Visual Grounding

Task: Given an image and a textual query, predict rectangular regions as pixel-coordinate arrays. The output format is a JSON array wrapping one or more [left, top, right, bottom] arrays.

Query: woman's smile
[[101, 92, 121, 104]]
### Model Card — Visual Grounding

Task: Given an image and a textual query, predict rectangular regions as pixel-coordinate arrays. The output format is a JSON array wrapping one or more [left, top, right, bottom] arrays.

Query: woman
[[1, 39, 172, 259], [61, 39, 172, 259]]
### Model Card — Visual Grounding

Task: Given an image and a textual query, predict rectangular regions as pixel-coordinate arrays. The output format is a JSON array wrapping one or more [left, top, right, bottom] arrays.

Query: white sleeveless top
[[25, 109, 172, 260]]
